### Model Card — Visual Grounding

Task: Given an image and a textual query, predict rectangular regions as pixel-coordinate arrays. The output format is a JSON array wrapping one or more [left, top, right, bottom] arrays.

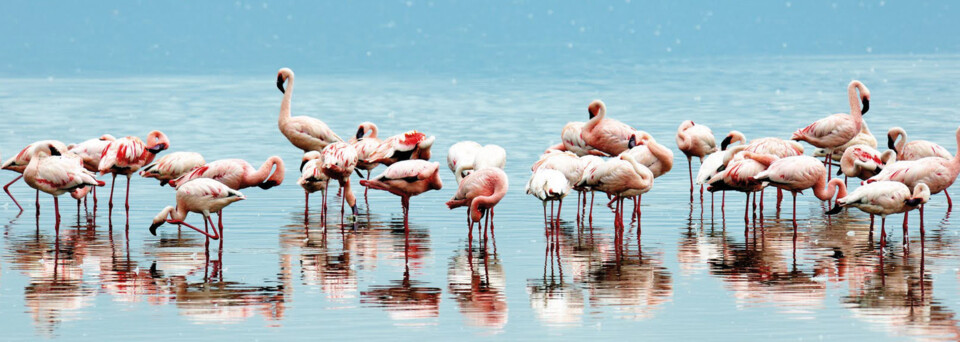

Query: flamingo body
[[139, 152, 206, 186], [171, 157, 285, 190], [581, 100, 637, 156], [148, 178, 246, 238]]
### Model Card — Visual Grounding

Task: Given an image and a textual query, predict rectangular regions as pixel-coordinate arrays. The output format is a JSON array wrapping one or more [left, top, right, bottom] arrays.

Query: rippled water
[[2, 56, 960, 340]]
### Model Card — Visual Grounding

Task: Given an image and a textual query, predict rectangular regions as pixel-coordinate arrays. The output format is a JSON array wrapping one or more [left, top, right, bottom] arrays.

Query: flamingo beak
[[147, 143, 168, 154], [826, 204, 843, 215], [300, 159, 309, 172], [149, 221, 163, 236], [258, 180, 279, 189], [836, 168, 843, 176], [355, 127, 365, 140], [277, 74, 285, 93], [886, 134, 896, 151], [720, 136, 733, 151], [861, 97, 869, 115], [905, 198, 923, 207], [627, 135, 637, 149]]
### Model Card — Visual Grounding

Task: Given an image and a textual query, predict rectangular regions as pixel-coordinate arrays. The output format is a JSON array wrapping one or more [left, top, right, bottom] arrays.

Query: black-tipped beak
[[277, 74, 285, 93], [826, 204, 843, 215], [300, 159, 308, 172], [886, 135, 896, 151], [160, 180, 169, 187], [588, 109, 596, 119], [49, 146, 61, 156], [861, 97, 869, 115], [149, 221, 163, 236], [355, 127, 365, 140], [836, 168, 843, 176], [720, 136, 733, 151], [354, 169, 364, 178], [146, 143, 168, 154], [627, 135, 637, 149], [905, 198, 923, 207], [259, 180, 279, 189]]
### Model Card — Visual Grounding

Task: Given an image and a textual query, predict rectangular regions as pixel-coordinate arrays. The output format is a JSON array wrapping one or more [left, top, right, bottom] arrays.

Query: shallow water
[[2, 56, 960, 340]]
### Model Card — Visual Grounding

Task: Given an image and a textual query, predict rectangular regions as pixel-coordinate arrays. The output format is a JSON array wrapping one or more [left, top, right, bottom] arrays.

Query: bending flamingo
[[455, 144, 506, 183], [446, 168, 509, 242], [749, 154, 848, 229], [359, 160, 443, 228], [98, 131, 170, 211], [827, 181, 929, 249], [23, 146, 105, 227], [526, 168, 571, 230], [2, 140, 70, 212], [837, 144, 885, 182], [676, 120, 717, 201], [139, 152, 206, 186], [448, 141, 482, 182], [791, 80, 871, 180], [576, 153, 654, 231], [581, 100, 637, 156], [298, 151, 329, 221], [276, 68, 343, 152], [148, 178, 245, 241], [321, 142, 360, 218]]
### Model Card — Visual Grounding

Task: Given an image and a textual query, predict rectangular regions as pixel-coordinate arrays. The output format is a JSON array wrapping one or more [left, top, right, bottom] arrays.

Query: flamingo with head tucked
[[791, 80, 871, 180], [368, 130, 436, 166], [526, 168, 571, 231], [298, 151, 329, 221], [705, 148, 768, 222], [169, 156, 284, 191], [148, 178, 245, 242], [98, 131, 170, 211], [68, 135, 115, 206], [2, 140, 69, 212], [546, 121, 610, 157], [838, 144, 886, 182], [455, 144, 506, 183], [23, 145, 105, 227], [139, 152, 206, 186], [581, 100, 637, 156], [531, 150, 582, 222], [577, 153, 654, 231], [276, 68, 343, 152], [446, 168, 509, 243], [360, 160, 443, 228], [321, 142, 360, 219], [350, 122, 382, 199], [676, 120, 717, 201], [697, 131, 748, 211], [448, 141, 482, 182], [748, 154, 848, 229], [827, 181, 929, 249], [730, 130, 805, 211]]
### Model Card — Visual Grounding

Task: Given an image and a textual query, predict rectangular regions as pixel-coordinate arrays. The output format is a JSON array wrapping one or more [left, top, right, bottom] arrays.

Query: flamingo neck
[[583, 107, 605, 132], [814, 177, 847, 202], [247, 157, 279, 186], [847, 83, 864, 131], [280, 75, 294, 123]]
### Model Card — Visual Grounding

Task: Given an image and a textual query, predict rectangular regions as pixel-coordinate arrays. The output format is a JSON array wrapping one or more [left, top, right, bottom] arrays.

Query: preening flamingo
[[576, 153, 654, 231], [321, 142, 360, 218], [350, 122, 382, 199], [446, 168, 509, 242], [359, 160, 443, 227], [148, 178, 245, 241], [827, 181, 929, 249], [22, 146, 105, 226], [298, 151, 329, 220], [749, 154, 848, 229], [546, 121, 609, 157], [705, 148, 768, 221], [169, 156, 285, 190], [699, 132, 748, 211], [448, 141, 482, 182], [531, 150, 583, 222], [733, 131, 804, 211], [2, 140, 69, 212], [98, 131, 170, 211], [676, 120, 717, 201], [276, 68, 343, 152], [455, 144, 506, 183], [581, 100, 637, 156], [68, 134, 115, 206], [368, 130, 436, 166], [837, 144, 885, 181], [887, 126, 952, 161], [139, 152, 206, 186], [622, 133, 674, 178], [526, 168, 571, 230], [791, 80, 870, 180], [576, 155, 605, 223]]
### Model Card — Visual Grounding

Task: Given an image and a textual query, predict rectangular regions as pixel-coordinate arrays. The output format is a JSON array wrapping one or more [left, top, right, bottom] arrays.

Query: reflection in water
[[448, 243, 508, 330]]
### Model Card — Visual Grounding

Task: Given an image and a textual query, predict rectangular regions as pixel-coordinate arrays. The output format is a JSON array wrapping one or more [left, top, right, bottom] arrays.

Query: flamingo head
[[301, 151, 322, 171], [277, 68, 293, 93], [356, 122, 378, 140], [721, 131, 745, 151], [145, 131, 170, 154], [850, 80, 871, 115], [678, 120, 695, 132], [587, 100, 605, 119]]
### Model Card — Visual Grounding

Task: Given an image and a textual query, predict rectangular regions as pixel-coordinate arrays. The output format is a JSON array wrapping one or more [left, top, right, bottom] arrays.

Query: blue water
[[4, 1, 960, 340]]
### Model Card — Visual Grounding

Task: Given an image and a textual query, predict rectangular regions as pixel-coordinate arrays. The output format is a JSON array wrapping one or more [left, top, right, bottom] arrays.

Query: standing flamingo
[[576, 154, 654, 230], [321, 142, 360, 218], [455, 144, 506, 183], [169, 156, 285, 190], [526, 168, 571, 230], [448, 141, 482, 182], [446, 168, 509, 243], [732, 131, 805, 211], [676, 120, 717, 201], [546, 122, 610, 157], [791, 80, 871, 180], [298, 151, 329, 221], [749, 154, 848, 229], [22, 146, 105, 227], [276, 67, 343, 152], [827, 181, 929, 248], [621, 133, 673, 217], [813, 121, 877, 163], [837, 144, 885, 182], [2, 140, 69, 212], [98, 131, 170, 211], [705, 149, 768, 222], [68, 135, 115, 206], [576, 155, 605, 223], [699, 132, 748, 211], [139, 152, 206, 186], [359, 160, 443, 228], [531, 151, 583, 221], [350, 122, 382, 199], [581, 100, 637, 156], [148, 178, 245, 241], [886, 126, 955, 208], [368, 130, 436, 166]]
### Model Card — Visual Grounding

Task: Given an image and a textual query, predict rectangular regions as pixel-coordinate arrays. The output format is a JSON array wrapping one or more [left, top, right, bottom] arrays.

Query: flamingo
[[446, 168, 509, 242], [576, 153, 654, 231], [813, 121, 877, 163], [698, 131, 749, 211], [447, 141, 482, 182], [791, 80, 871, 180], [148, 178, 246, 241], [298, 151, 329, 220], [827, 181, 930, 249], [139, 152, 206, 186], [359, 160, 443, 227], [526, 168, 571, 230], [730, 131, 805, 211], [705, 148, 768, 222], [2, 140, 69, 212], [867, 126, 960, 221], [67, 134, 115, 206], [321, 142, 360, 218], [276, 67, 343, 152], [748, 154, 848, 229], [98, 131, 170, 211], [886, 125, 955, 207], [621, 133, 673, 217], [368, 130, 436, 166], [350, 122, 382, 199], [22, 145, 105, 227], [169, 157, 285, 190], [455, 144, 506, 183], [837, 144, 885, 182], [546, 121, 610, 157], [576, 155, 605, 223], [581, 100, 637, 156], [676, 120, 717, 201], [531, 151, 583, 221]]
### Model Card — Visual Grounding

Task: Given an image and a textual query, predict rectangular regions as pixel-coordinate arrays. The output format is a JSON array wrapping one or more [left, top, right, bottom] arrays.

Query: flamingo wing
[[288, 116, 343, 147]]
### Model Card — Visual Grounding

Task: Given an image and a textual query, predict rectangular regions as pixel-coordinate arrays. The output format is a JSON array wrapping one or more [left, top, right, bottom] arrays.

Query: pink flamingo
[[298, 151, 330, 221], [868, 126, 960, 220], [448, 141, 482, 182], [526, 168, 571, 232], [698, 132, 749, 211], [139, 152, 206, 186], [531, 151, 582, 221], [791, 80, 871, 180], [276, 68, 343, 152], [98, 131, 170, 211], [814, 121, 877, 164], [576, 153, 654, 231], [169, 156, 285, 190], [359, 160, 443, 227], [350, 122, 382, 199], [581, 100, 637, 156], [886, 126, 954, 207], [68, 134, 115, 206], [2, 140, 69, 212], [368, 130, 436, 166], [705, 149, 768, 222], [546, 122, 610, 157], [321, 142, 360, 218], [837, 144, 886, 182], [22, 146, 105, 227], [446, 168, 509, 243], [621, 133, 673, 218], [731, 131, 805, 211], [676, 120, 717, 201], [827, 181, 929, 249], [455, 144, 506, 183], [148, 178, 245, 241], [748, 154, 848, 229], [576, 155, 605, 222]]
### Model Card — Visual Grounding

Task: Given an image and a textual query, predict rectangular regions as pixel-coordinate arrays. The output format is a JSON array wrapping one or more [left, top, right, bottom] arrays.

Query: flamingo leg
[[3, 174, 23, 212], [945, 190, 953, 211], [93, 186, 97, 208], [576, 191, 581, 223], [920, 204, 925, 239], [744, 192, 750, 222], [304, 191, 310, 223], [218, 211, 223, 239], [556, 199, 562, 228], [759, 189, 764, 214], [124, 175, 131, 211], [687, 157, 694, 202], [637, 195, 642, 236], [700, 184, 704, 204], [108, 174, 117, 210], [903, 211, 909, 245], [589, 192, 595, 224], [54, 196, 61, 225], [825, 153, 832, 182], [792, 191, 798, 244], [165, 219, 220, 240], [35, 190, 40, 217], [880, 217, 886, 250], [776, 188, 783, 212]]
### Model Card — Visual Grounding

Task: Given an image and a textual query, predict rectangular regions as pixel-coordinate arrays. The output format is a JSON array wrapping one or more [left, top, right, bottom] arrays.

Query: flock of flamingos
[[2, 68, 959, 252]]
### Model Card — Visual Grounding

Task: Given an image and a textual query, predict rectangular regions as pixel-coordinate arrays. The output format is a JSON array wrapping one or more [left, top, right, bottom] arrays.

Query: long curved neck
[[583, 107, 605, 132], [623, 156, 654, 185], [847, 83, 864, 131], [279, 75, 294, 123], [648, 142, 674, 173], [814, 177, 847, 202], [246, 157, 281, 185], [893, 129, 906, 153], [368, 125, 378, 139]]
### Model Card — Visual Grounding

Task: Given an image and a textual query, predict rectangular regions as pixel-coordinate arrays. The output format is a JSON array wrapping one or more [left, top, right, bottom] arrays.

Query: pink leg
[[903, 211, 909, 244], [167, 218, 220, 240], [687, 157, 694, 202], [556, 199, 562, 228], [3, 174, 23, 212], [124, 175, 131, 211], [880, 217, 886, 250], [945, 190, 953, 211], [108, 174, 117, 210], [589, 192, 595, 224], [218, 211, 224, 239], [776, 188, 783, 212], [35, 190, 40, 217], [304, 191, 310, 223], [93, 186, 98, 208], [744, 192, 750, 222], [54, 196, 61, 225]]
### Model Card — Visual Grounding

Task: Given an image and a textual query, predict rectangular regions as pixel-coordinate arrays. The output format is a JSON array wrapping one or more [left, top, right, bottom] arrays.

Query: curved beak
[[720, 136, 733, 151], [826, 204, 843, 215], [300, 159, 309, 172], [149, 221, 163, 236], [861, 97, 870, 115], [276, 74, 285, 93], [355, 127, 365, 140], [627, 135, 637, 149], [886, 134, 896, 151]]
